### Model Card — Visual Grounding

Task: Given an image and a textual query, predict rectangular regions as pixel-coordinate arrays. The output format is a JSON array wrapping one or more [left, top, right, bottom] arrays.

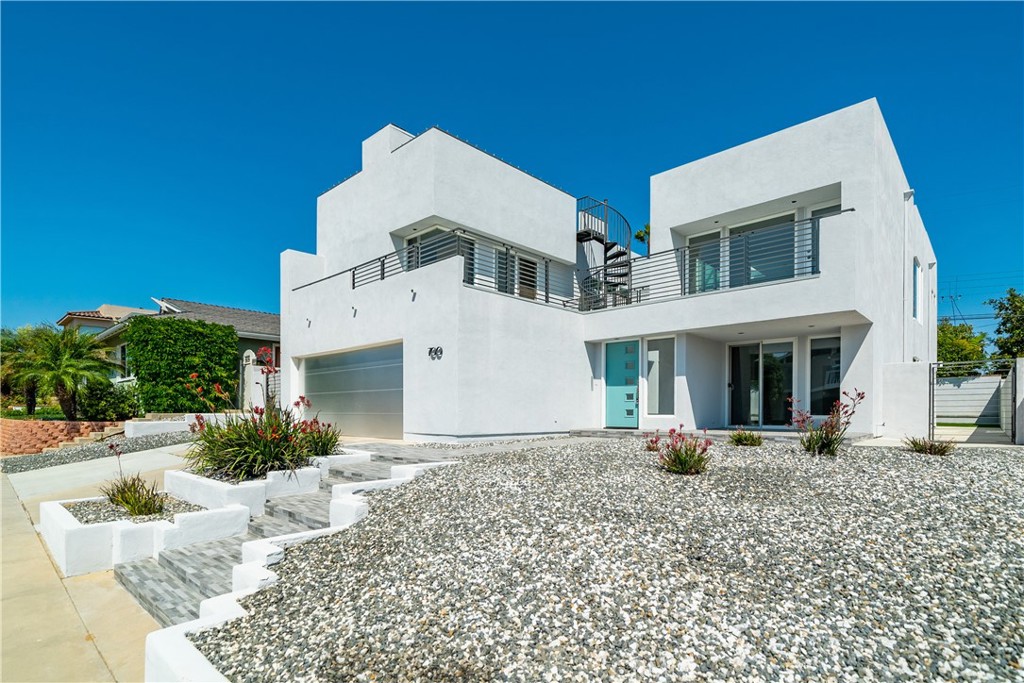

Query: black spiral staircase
[[576, 197, 634, 310]]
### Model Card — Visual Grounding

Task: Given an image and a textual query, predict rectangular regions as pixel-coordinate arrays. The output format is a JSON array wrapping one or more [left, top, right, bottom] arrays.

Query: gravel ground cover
[[189, 440, 1024, 682], [413, 435, 569, 450], [63, 494, 205, 524], [0, 431, 195, 474]]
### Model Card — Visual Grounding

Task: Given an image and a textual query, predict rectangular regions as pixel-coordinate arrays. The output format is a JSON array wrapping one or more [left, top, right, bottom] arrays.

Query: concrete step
[[319, 475, 353, 492], [248, 513, 313, 539], [156, 535, 253, 600], [115, 559, 205, 628], [264, 491, 332, 529], [328, 461, 394, 483]]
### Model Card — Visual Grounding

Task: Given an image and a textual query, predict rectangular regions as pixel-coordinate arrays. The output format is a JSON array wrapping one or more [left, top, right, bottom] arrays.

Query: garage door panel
[[306, 388, 403, 415], [303, 343, 403, 439], [304, 364, 403, 394]]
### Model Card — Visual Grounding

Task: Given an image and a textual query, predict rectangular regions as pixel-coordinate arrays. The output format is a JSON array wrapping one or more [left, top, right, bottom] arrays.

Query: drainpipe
[[902, 189, 915, 362]]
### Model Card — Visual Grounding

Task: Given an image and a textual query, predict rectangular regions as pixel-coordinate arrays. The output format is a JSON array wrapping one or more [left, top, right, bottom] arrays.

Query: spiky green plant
[[729, 427, 764, 447], [100, 473, 164, 516], [903, 436, 956, 456]]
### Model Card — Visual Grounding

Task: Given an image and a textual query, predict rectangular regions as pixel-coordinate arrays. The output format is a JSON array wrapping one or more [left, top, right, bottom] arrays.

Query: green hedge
[[123, 317, 238, 413], [77, 381, 141, 421]]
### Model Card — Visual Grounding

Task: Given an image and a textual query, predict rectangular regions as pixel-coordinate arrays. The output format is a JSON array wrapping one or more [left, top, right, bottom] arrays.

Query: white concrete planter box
[[125, 420, 192, 438], [164, 467, 322, 517], [38, 497, 249, 577], [124, 413, 229, 439]]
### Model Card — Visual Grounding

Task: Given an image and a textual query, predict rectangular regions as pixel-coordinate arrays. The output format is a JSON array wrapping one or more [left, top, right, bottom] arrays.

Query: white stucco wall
[[879, 362, 931, 439], [313, 126, 576, 281]]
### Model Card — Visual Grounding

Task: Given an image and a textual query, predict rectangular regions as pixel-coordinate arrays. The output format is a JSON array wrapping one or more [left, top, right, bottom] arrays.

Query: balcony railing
[[579, 216, 821, 310], [294, 216, 825, 311]]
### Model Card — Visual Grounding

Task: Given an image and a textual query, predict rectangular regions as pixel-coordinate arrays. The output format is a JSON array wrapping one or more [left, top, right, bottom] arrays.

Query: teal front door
[[606, 341, 640, 428]]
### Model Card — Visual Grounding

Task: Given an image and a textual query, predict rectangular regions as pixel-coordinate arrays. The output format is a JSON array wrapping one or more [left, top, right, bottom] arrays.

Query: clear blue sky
[[3, 2, 1022, 338]]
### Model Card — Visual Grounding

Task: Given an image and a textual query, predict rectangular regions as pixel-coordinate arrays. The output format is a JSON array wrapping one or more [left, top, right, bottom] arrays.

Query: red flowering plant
[[653, 425, 712, 475], [643, 431, 662, 452], [293, 395, 341, 456], [184, 372, 233, 414], [788, 388, 865, 456], [184, 392, 341, 482]]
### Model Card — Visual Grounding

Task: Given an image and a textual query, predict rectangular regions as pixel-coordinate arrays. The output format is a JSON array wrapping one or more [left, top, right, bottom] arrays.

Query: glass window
[[728, 214, 795, 287], [646, 338, 675, 415], [406, 228, 454, 270], [687, 232, 721, 294], [518, 258, 538, 300], [913, 259, 921, 320], [809, 337, 841, 415]]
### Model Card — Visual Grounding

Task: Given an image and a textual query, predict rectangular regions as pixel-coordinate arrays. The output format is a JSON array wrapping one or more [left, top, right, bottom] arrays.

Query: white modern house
[[281, 99, 937, 441]]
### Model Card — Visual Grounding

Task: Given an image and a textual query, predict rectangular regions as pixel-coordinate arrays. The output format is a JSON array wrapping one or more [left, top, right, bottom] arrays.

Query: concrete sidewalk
[[2, 445, 188, 681]]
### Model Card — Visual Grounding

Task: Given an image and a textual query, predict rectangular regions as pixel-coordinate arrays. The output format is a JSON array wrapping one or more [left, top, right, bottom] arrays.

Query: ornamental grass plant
[[729, 427, 764, 447], [903, 436, 957, 456], [100, 443, 164, 516]]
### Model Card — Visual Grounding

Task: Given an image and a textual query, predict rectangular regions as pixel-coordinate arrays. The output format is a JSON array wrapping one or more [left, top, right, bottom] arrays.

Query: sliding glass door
[[730, 341, 794, 427]]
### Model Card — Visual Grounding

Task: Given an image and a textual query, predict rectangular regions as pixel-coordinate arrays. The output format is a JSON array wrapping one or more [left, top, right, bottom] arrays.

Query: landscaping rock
[[188, 440, 1024, 682]]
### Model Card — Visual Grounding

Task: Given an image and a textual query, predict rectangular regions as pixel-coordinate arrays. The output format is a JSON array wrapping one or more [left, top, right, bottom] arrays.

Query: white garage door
[[303, 343, 403, 439]]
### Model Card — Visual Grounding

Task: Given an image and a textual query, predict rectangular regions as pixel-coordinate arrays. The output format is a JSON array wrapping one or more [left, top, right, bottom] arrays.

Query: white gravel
[[188, 439, 1024, 682], [0, 431, 195, 474], [64, 495, 204, 524]]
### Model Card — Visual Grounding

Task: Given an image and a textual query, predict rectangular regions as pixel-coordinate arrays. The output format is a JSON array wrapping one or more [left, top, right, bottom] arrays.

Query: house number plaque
[[428, 346, 444, 360]]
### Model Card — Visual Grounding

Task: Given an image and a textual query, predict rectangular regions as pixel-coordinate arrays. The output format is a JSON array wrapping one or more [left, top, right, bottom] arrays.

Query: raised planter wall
[[1, 419, 119, 456], [165, 467, 322, 517], [39, 497, 249, 577]]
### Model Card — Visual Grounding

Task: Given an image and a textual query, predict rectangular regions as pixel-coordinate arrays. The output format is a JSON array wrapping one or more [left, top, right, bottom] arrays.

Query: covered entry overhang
[[584, 310, 873, 432]]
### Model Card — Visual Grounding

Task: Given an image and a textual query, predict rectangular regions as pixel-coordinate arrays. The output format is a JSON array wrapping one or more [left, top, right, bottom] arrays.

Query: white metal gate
[[929, 359, 1016, 443]]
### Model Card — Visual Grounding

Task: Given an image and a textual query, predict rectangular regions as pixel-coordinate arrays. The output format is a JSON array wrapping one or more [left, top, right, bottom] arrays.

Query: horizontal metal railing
[[581, 216, 821, 309], [294, 215, 830, 312]]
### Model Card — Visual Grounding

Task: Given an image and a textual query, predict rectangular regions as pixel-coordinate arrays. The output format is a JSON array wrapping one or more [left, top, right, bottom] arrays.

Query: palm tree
[[1, 325, 47, 414], [9, 325, 117, 420]]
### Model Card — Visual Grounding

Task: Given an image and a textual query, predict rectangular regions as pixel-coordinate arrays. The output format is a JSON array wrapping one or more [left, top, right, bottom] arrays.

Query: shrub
[[789, 389, 865, 456], [123, 316, 238, 413], [100, 443, 164, 515], [903, 436, 956, 456], [185, 393, 341, 481], [77, 381, 140, 421], [729, 427, 763, 447], [100, 473, 164, 516], [656, 425, 712, 475], [186, 407, 310, 481]]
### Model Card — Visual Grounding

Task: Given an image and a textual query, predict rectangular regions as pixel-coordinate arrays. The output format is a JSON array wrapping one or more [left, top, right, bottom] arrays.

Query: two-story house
[[281, 99, 937, 441]]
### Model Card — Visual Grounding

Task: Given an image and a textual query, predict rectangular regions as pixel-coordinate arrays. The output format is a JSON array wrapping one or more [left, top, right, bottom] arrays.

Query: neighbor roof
[[57, 304, 156, 327], [154, 298, 280, 339]]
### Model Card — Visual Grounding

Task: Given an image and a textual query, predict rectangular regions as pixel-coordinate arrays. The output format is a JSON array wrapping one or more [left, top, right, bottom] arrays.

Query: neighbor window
[[809, 337, 841, 415], [646, 338, 675, 415]]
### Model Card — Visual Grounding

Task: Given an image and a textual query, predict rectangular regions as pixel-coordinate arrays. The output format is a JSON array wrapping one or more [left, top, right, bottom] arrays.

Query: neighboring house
[[57, 304, 156, 334], [281, 99, 937, 441], [94, 298, 280, 403]]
